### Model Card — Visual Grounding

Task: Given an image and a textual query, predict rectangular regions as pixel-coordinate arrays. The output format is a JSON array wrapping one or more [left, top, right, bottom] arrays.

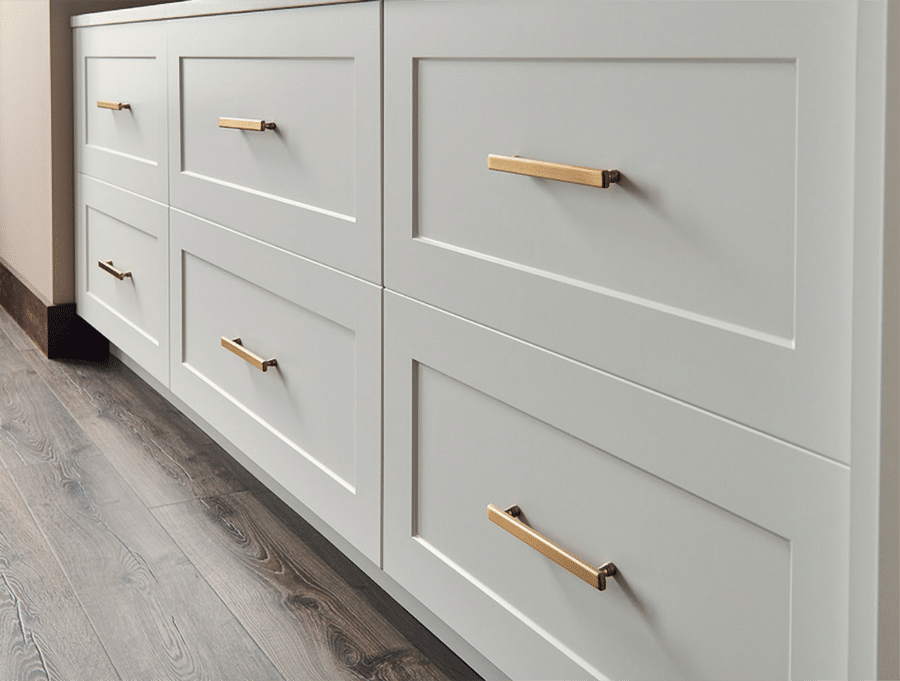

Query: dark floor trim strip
[[0, 261, 107, 360]]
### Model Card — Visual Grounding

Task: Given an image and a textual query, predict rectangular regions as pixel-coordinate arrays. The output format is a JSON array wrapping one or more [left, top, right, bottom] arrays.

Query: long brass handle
[[97, 100, 130, 110], [488, 154, 620, 189], [487, 504, 617, 590], [98, 260, 132, 280], [221, 337, 278, 372], [218, 117, 276, 132]]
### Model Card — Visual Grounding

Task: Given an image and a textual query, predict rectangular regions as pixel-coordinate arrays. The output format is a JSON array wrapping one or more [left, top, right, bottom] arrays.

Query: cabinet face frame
[[849, 2, 900, 679], [383, 0, 858, 464]]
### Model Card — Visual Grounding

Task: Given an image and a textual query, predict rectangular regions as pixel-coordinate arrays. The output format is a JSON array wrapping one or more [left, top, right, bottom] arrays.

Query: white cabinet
[[73, 1, 899, 679], [382, 1, 896, 679]]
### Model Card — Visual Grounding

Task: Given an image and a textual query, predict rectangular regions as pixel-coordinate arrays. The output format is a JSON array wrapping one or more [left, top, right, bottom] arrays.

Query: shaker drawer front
[[74, 22, 167, 202], [76, 176, 168, 384], [383, 292, 849, 681], [384, 0, 856, 462], [168, 3, 381, 283], [170, 210, 382, 562]]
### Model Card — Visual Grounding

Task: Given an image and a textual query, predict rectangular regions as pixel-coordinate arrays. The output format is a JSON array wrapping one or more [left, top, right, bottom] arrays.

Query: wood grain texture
[[0, 469, 120, 681], [9, 456, 284, 681], [247, 485, 485, 681], [153, 491, 461, 681], [18, 346, 256, 507], [0, 306, 38, 353], [0, 328, 102, 470]]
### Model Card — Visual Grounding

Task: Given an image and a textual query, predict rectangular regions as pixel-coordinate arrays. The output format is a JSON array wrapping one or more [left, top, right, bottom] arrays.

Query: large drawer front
[[168, 3, 381, 283], [170, 210, 382, 562], [76, 176, 168, 384], [384, 292, 849, 681], [74, 22, 167, 202], [384, 0, 856, 462]]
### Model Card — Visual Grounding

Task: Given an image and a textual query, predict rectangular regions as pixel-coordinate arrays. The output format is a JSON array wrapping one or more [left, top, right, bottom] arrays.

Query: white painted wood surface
[[70, 0, 373, 28], [384, 0, 857, 463], [74, 21, 167, 203], [169, 209, 382, 563], [383, 291, 849, 681], [167, 3, 382, 283], [75, 175, 169, 384]]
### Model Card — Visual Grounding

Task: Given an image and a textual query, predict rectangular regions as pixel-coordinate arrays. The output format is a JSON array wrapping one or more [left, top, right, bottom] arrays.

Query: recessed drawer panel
[[76, 176, 168, 384], [74, 22, 167, 202], [170, 209, 382, 562], [168, 3, 381, 283], [384, 292, 849, 681], [384, 0, 856, 461]]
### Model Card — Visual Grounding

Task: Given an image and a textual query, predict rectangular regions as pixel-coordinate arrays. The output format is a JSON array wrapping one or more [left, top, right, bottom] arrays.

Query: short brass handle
[[97, 100, 130, 110], [487, 504, 617, 590], [98, 260, 132, 280], [488, 154, 620, 189], [221, 337, 278, 372], [218, 117, 276, 132]]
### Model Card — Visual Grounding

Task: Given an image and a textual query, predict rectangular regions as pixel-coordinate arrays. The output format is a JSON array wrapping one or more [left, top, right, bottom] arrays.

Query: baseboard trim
[[0, 261, 108, 360]]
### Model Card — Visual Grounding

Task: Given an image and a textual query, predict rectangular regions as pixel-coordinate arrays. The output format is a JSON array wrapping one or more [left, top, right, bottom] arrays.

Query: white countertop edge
[[71, 0, 372, 27]]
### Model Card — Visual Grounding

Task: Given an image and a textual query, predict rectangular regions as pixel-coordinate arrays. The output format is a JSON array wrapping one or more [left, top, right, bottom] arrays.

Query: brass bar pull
[[98, 260, 132, 280], [97, 100, 130, 110], [221, 337, 278, 372], [488, 154, 620, 189], [218, 117, 276, 132], [487, 504, 617, 590]]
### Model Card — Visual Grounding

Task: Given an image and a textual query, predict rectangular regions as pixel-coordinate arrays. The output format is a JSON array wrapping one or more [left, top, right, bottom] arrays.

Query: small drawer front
[[74, 22, 167, 202], [168, 3, 381, 283], [76, 175, 168, 384], [384, 0, 856, 462], [384, 292, 849, 681], [170, 209, 382, 562]]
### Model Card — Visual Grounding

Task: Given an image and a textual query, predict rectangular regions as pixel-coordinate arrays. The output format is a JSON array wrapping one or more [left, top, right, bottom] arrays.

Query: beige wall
[[0, 0, 178, 306], [0, 0, 54, 302]]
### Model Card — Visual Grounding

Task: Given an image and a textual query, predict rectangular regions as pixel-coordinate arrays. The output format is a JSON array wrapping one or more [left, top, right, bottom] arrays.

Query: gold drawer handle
[[97, 100, 130, 110], [488, 154, 620, 189], [98, 260, 132, 280], [221, 337, 278, 372], [487, 504, 617, 590], [218, 117, 276, 132]]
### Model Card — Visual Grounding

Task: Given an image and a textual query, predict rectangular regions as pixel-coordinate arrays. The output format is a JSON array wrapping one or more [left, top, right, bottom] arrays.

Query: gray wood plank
[[16, 345, 256, 507], [0, 328, 101, 470], [10, 456, 285, 681], [153, 491, 458, 681], [0, 469, 120, 681], [0, 306, 38, 354]]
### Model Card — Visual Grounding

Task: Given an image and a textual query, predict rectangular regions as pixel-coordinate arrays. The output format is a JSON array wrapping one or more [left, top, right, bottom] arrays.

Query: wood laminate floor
[[0, 306, 482, 681]]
